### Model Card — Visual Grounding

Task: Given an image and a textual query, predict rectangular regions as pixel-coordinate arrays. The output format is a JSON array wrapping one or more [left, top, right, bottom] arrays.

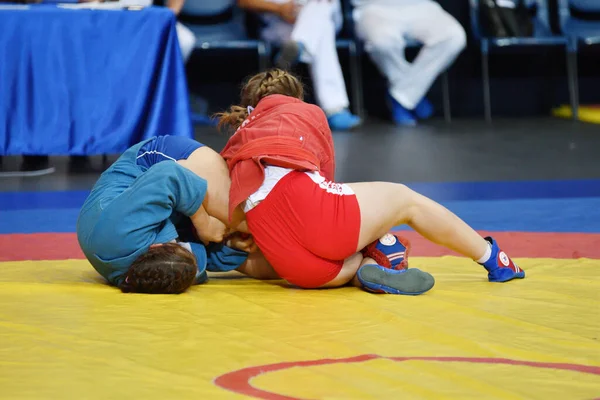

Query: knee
[[393, 183, 424, 222], [180, 40, 195, 63], [363, 31, 397, 55], [180, 30, 196, 50], [394, 183, 414, 197], [177, 24, 196, 61], [444, 22, 467, 55], [391, 183, 416, 208], [366, 33, 396, 54], [356, 13, 395, 52]]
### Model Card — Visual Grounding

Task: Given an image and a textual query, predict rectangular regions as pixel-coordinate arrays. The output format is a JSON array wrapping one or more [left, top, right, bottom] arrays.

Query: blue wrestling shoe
[[480, 237, 525, 283], [387, 93, 417, 126], [357, 264, 435, 295], [414, 98, 434, 120], [327, 109, 362, 131]]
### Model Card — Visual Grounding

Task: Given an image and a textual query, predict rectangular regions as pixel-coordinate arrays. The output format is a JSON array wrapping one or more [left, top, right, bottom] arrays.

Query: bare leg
[[347, 182, 489, 260], [320, 255, 387, 288], [236, 251, 280, 280], [318, 252, 365, 288], [313, 181, 519, 292], [348, 257, 377, 288]]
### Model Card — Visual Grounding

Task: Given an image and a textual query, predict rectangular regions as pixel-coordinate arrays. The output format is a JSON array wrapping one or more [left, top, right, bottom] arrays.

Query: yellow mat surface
[[1, 257, 599, 399]]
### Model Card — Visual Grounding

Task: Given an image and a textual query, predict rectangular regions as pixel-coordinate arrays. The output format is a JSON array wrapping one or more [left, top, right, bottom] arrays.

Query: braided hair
[[119, 243, 197, 294], [217, 68, 304, 133]]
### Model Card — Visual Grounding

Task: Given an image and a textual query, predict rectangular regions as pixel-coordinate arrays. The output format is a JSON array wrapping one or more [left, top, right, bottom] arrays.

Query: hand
[[278, 1, 298, 24], [192, 212, 227, 245], [232, 220, 250, 235], [230, 206, 250, 234], [199, 216, 227, 245], [226, 233, 259, 253]]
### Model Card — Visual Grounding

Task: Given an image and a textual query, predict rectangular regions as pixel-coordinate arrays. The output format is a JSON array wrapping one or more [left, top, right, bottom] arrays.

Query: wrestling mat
[[1, 181, 599, 399]]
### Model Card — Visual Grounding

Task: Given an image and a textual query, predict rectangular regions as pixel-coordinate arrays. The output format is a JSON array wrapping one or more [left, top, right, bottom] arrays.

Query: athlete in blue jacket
[[77, 135, 272, 294]]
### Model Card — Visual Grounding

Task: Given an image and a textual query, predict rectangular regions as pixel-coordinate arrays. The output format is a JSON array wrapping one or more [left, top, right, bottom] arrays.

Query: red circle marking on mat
[[214, 355, 600, 400], [3, 231, 600, 261]]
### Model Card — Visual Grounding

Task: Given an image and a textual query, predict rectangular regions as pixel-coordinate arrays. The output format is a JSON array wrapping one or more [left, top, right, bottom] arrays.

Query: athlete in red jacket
[[220, 69, 525, 295]]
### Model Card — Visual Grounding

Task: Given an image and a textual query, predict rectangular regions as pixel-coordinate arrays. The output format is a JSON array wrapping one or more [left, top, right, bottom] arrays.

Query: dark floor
[[1, 117, 599, 192]]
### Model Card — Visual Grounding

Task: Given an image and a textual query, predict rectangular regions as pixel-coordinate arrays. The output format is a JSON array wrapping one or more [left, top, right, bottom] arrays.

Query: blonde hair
[[217, 68, 304, 132]]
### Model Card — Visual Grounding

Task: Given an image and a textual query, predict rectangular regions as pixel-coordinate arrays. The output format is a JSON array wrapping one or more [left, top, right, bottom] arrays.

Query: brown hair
[[119, 243, 197, 294], [217, 68, 304, 132]]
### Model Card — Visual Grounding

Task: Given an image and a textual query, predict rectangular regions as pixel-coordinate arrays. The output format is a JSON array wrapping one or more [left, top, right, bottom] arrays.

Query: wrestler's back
[[79, 136, 200, 213], [136, 135, 204, 169], [81, 135, 232, 236], [176, 146, 233, 227]]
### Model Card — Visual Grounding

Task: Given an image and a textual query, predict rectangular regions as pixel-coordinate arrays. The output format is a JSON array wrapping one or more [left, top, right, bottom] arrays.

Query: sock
[[475, 243, 493, 264]]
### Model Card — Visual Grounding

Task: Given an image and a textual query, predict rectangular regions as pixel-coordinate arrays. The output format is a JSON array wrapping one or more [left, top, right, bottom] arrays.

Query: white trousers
[[354, 1, 466, 109], [261, 0, 349, 114], [114, 0, 196, 64], [176, 22, 196, 64]]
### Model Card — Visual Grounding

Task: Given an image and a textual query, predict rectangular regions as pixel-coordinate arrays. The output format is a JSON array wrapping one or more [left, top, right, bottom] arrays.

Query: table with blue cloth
[[0, 4, 192, 156]]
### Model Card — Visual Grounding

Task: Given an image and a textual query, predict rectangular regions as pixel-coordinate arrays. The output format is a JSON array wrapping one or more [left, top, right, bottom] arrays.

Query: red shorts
[[246, 171, 361, 288]]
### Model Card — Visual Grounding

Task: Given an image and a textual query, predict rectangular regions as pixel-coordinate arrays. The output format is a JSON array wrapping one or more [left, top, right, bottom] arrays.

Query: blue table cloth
[[0, 5, 192, 155]]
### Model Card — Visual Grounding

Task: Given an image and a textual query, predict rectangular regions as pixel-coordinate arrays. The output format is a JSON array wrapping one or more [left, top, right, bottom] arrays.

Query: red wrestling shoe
[[361, 234, 411, 270]]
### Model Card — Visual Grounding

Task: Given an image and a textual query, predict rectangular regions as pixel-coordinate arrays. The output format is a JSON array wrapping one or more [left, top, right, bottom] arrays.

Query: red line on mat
[[391, 230, 600, 259], [1, 231, 600, 262], [213, 355, 600, 400], [0, 233, 84, 261]]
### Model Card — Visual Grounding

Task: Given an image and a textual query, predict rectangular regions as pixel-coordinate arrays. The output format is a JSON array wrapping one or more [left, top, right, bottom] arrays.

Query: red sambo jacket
[[220, 94, 336, 220]]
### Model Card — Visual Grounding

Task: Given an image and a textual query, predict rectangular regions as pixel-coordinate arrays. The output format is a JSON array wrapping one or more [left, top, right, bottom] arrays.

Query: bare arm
[[167, 0, 185, 15], [178, 147, 247, 231], [189, 204, 227, 245], [206, 252, 279, 280], [237, 0, 297, 24], [237, 0, 281, 14]]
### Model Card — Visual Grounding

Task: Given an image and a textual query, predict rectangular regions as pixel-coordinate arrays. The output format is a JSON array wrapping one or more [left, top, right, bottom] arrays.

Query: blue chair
[[194, 39, 271, 71], [177, 5, 272, 125], [557, 0, 600, 120], [558, 0, 600, 45], [180, 6, 272, 72], [470, 0, 579, 122], [338, 0, 364, 118], [340, 0, 451, 122]]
